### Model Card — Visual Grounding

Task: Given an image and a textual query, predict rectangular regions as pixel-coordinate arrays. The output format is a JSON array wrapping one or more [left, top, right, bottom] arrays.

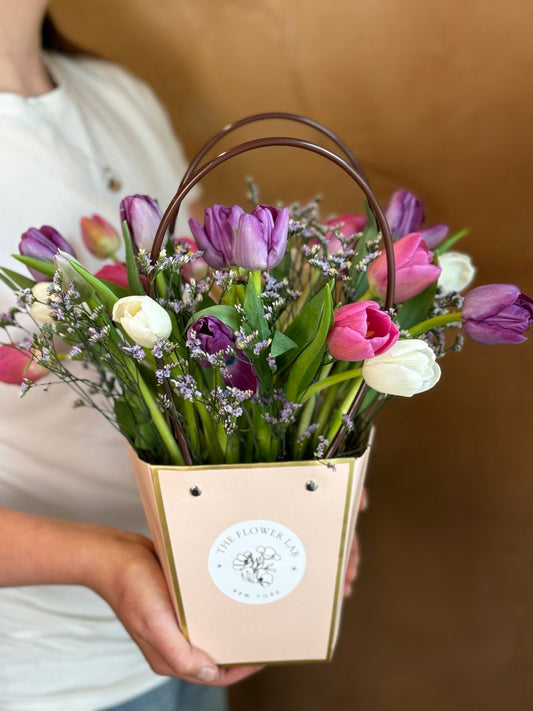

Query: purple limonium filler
[[461, 284, 533, 344], [19, 226, 76, 282], [189, 205, 244, 269], [120, 194, 162, 252], [385, 190, 448, 249], [187, 315, 259, 394], [233, 205, 290, 270]]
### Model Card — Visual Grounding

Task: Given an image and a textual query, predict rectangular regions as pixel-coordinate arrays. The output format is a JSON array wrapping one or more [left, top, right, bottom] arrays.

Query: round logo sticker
[[208, 519, 307, 605]]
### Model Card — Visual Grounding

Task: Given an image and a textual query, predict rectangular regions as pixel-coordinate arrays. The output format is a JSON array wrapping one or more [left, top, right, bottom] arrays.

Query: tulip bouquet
[[1, 187, 531, 470]]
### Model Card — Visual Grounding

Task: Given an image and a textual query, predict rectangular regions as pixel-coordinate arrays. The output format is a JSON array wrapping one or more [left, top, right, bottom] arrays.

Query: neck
[[0, 0, 54, 96]]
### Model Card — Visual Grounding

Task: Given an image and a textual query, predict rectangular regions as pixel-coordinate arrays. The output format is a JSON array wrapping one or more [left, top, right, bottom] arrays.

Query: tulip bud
[[189, 205, 244, 269], [112, 295, 172, 348], [120, 195, 162, 252], [0, 344, 48, 385], [327, 301, 399, 361], [187, 315, 259, 394], [461, 284, 533, 344], [362, 339, 441, 396], [80, 214, 120, 259], [385, 190, 425, 239], [385, 190, 448, 248], [19, 226, 76, 282], [54, 251, 93, 300], [28, 282, 57, 323], [233, 205, 289, 270], [437, 251, 476, 293], [367, 232, 442, 302]]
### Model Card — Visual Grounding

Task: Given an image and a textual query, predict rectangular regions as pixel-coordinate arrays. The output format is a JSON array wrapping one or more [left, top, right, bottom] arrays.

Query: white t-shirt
[[0, 51, 199, 711]]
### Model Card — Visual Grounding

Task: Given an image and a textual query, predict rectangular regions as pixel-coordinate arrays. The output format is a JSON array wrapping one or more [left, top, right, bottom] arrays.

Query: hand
[[343, 488, 368, 598], [85, 528, 263, 686]]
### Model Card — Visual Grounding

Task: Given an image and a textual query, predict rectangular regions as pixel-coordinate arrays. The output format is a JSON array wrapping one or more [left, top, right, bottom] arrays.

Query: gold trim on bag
[[151, 467, 191, 642], [150, 455, 362, 664]]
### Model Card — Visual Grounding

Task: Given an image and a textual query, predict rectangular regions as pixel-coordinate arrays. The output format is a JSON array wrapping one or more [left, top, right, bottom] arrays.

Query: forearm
[[0, 506, 140, 589]]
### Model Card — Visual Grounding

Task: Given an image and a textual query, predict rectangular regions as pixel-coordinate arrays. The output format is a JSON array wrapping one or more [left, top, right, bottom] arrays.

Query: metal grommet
[[305, 480, 319, 492], [189, 485, 203, 497]]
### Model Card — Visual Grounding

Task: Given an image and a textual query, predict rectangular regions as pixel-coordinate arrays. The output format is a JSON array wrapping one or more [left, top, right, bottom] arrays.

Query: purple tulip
[[461, 284, 533, 344], [187, 315, 259, 394], [233, 205, 289, 270], [120, 194, 162, 252], [19, 226, 76, 282], [385, 190, 448, 248], [189, 205, 245, 269]]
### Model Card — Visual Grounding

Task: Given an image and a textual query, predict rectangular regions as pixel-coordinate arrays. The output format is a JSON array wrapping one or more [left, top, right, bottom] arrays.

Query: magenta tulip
[[327, 301, 399, 361], [367, 232, 442, 302], [324, 214, 367, 253], [94, 263, 148, 292], [461, 284, 533, 344], [0, 345, 48, 385], [174, 237, 209, 282]]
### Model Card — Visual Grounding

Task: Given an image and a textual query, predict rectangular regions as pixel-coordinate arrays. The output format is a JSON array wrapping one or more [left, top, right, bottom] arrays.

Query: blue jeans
[[100, 679, 228, 711]]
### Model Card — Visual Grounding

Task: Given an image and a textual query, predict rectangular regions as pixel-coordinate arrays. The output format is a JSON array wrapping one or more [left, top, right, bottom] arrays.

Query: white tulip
[[29, 282, 55, 323], [437, 251, 476, 293], [362, 339, 441, 397], [112, 295, 172, 348]]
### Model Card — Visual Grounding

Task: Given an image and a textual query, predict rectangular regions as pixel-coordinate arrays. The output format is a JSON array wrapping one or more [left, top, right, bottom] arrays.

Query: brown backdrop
[[50, 1, 533, 708]]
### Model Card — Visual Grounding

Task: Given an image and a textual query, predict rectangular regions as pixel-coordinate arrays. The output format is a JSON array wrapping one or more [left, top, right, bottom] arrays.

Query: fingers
[[359, 487, 368, 511]]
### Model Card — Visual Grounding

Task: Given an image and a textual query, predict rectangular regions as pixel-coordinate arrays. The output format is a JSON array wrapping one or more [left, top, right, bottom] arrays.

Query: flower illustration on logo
[[232, 546, 281, 587]]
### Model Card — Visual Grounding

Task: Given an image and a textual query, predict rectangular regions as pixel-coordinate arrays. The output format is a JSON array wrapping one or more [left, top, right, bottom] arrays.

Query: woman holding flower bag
[[0, 1, 266, 708]]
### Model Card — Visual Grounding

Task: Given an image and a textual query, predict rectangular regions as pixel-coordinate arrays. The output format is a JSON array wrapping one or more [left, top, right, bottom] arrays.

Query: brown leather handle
[[151, 128, 396, 458]]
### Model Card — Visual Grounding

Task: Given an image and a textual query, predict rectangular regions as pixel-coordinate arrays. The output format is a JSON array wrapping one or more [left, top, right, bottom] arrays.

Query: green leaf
[[0, 267, 34, 291], [14, 255, 55, 279], [270, 330, 297, 357], [67, 261, 119, 312], [277, 284, 332, 373], [188, 305, 242, 331], [100, 279, 129, 299], [285, 284, 333, 401], [122, 220, 145, 295], [434, 229, 468, 255], [396, 281, 438, 330]]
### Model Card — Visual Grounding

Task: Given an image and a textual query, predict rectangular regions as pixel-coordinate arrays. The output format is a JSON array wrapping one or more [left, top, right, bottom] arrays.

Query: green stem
[[326, 377, 363, 444], [408, 311, 463, 338], [125, 360, 184, 465], [252, 270, 262, 296], [302, 367, 362, 402]]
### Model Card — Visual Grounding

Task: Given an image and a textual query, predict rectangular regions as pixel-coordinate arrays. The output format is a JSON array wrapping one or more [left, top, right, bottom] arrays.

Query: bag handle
[[168, 111, 369, 235], [151, 129, 396, 458]]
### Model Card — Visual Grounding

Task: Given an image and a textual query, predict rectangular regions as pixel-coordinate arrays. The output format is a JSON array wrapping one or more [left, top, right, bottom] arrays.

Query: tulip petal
[[462, 284, 521, 320]]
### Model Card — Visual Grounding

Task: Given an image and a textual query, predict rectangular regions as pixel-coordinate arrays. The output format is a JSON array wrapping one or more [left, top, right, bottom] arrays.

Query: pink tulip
[[327, 301, 399, 361], [367, 232, 441, 303], [324, 214, 367, 253], [0, 345, 48, 385], [94, 263, 147, 292], [174, 237, 209, 283], [80, 215, 120, 259]]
